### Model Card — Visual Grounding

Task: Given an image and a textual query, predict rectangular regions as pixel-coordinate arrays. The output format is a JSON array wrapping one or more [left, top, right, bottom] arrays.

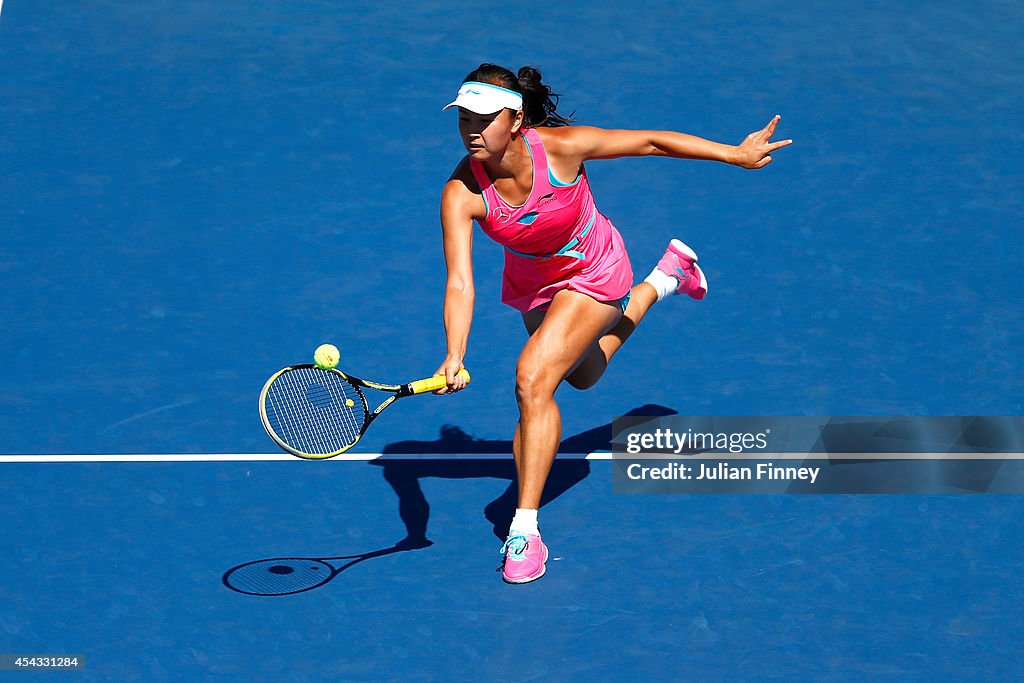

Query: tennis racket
[[259, 365, 470, 459]]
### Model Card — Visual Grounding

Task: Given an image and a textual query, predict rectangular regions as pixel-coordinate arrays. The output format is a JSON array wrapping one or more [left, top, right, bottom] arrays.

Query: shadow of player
[[223, 404, 677, 596], [372, 403, 678, 544]]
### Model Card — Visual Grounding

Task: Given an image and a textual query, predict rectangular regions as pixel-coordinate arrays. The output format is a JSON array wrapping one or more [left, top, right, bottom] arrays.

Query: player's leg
[[566, 239, 708, 390], [502, 290, 620, 583], [564, 282, 658, 390], [514, 289, 621, 508]]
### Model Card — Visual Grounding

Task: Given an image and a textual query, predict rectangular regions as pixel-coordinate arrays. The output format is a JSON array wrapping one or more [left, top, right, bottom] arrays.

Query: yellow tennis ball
[[313, 343, 339, 370], [345, 399, 355, 407]]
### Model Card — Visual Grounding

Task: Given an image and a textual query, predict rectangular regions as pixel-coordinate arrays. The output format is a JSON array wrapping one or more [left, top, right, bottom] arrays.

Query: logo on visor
[[493, 207, 512, 223]]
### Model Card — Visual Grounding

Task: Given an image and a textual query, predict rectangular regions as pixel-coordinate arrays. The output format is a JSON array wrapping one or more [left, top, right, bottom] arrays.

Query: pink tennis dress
[[469, 127, 633, 312]]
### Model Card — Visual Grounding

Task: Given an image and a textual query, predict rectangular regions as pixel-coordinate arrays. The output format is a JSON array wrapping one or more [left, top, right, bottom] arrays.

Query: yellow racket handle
[[407, 368, 471, 395]]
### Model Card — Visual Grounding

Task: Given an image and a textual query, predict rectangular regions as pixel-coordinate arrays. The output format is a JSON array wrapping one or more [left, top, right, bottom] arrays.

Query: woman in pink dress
[[434, 63, 791, 583]]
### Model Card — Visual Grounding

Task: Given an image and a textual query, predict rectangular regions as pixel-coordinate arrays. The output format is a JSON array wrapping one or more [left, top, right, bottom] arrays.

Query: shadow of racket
[[222, 538, 430, 596]]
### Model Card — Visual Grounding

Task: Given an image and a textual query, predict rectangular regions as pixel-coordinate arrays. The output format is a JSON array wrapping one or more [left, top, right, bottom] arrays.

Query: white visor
[[442, 81, 523, 115]]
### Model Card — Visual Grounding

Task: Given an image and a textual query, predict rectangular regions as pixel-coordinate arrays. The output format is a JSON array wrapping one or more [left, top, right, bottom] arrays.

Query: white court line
[[0, 452, 613, 463], [2, 452, 1020, 463]]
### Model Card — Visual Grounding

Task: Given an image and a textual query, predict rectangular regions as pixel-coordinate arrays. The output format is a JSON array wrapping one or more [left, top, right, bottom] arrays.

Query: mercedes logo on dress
[[493, 207, 512, 222]]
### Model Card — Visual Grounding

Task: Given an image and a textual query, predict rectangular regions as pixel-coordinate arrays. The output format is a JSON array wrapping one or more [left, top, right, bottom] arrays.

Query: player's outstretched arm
[[552, 115, 793, 169], [434, 168, 478, 393]]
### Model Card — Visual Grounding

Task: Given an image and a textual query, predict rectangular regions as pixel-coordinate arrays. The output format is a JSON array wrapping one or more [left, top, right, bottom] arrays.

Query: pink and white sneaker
[[655, 239, 708, 300], [500, 533, 548, 584]]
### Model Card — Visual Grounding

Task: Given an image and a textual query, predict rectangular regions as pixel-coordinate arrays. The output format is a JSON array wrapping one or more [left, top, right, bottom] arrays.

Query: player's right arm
[[435, 158, 482, 392]]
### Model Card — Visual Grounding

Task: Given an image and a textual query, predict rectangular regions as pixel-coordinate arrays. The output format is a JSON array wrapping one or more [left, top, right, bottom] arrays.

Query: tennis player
[[434, 63, 791, 584]]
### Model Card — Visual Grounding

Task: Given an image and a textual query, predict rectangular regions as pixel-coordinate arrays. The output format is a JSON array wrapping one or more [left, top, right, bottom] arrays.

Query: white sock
[[644, 267, 679, 302], [509, 508, 540, 537]]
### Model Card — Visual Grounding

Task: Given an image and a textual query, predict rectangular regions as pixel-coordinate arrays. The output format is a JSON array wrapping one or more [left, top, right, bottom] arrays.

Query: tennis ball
[[345, 399, 355, 407], [313, 343, 340, 370]]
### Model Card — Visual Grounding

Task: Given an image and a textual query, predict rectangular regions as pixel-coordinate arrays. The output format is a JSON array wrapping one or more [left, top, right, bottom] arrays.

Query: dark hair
[[463, 63, 574, 127]]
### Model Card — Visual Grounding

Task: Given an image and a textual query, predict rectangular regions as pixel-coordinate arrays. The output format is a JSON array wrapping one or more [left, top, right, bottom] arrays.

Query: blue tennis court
[[1, 0, 1022, 679]]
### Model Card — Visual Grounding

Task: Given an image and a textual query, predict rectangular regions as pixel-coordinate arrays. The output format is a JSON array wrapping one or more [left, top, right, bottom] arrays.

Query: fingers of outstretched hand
[[738, 116, 792, 168], [752, 115, 787, 144]]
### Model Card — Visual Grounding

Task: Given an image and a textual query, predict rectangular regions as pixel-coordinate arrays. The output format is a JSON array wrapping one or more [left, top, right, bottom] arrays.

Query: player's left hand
[[733, 115, 793, 169]]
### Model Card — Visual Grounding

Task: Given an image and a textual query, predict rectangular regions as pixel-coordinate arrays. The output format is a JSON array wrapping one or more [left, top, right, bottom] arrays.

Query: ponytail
[[515, 66, 574, 127], [462, 63, 575, 127]]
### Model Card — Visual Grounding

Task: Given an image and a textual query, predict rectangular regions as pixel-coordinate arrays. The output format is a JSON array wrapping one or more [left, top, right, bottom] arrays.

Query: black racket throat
[[324, 366, 418, 396]]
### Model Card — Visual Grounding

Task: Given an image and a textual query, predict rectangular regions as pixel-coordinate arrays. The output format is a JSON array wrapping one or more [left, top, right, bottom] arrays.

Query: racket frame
[[259, 364, 467, 459]]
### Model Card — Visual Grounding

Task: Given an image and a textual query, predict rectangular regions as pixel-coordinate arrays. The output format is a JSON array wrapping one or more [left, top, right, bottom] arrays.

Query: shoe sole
[[502, 564, 546, 584], [669, 238, 699, 262], [694, 263, 708, 297]]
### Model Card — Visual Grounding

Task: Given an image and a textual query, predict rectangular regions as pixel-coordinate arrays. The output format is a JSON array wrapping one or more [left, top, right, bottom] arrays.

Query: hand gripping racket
[[259, 365, 470, 459]]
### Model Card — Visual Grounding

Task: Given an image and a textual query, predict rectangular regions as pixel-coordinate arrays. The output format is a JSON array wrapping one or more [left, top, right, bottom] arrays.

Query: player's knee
[[515, 363, 557, 405]]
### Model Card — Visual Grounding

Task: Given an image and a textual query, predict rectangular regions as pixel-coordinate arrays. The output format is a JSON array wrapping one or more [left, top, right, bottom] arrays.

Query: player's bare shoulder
[[442, 156, 486, 222], [446, 155, 477, 186], [533, 126, 575, 154], [534, 125, 605, 163], [536, 126, 608, 180]]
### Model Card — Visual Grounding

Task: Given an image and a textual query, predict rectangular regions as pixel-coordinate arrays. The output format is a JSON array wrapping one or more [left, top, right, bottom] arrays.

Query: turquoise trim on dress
[[504, 208, 596, 261], [492, 133, 535, 209], [530, 290, 631, 314], [548, 167, 582, 188]]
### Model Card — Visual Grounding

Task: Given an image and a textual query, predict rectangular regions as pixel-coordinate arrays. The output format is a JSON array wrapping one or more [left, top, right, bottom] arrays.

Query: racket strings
[[292, 368, 361, 452], [264, 367, 366, 455], [278, 372, 359, 454]]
